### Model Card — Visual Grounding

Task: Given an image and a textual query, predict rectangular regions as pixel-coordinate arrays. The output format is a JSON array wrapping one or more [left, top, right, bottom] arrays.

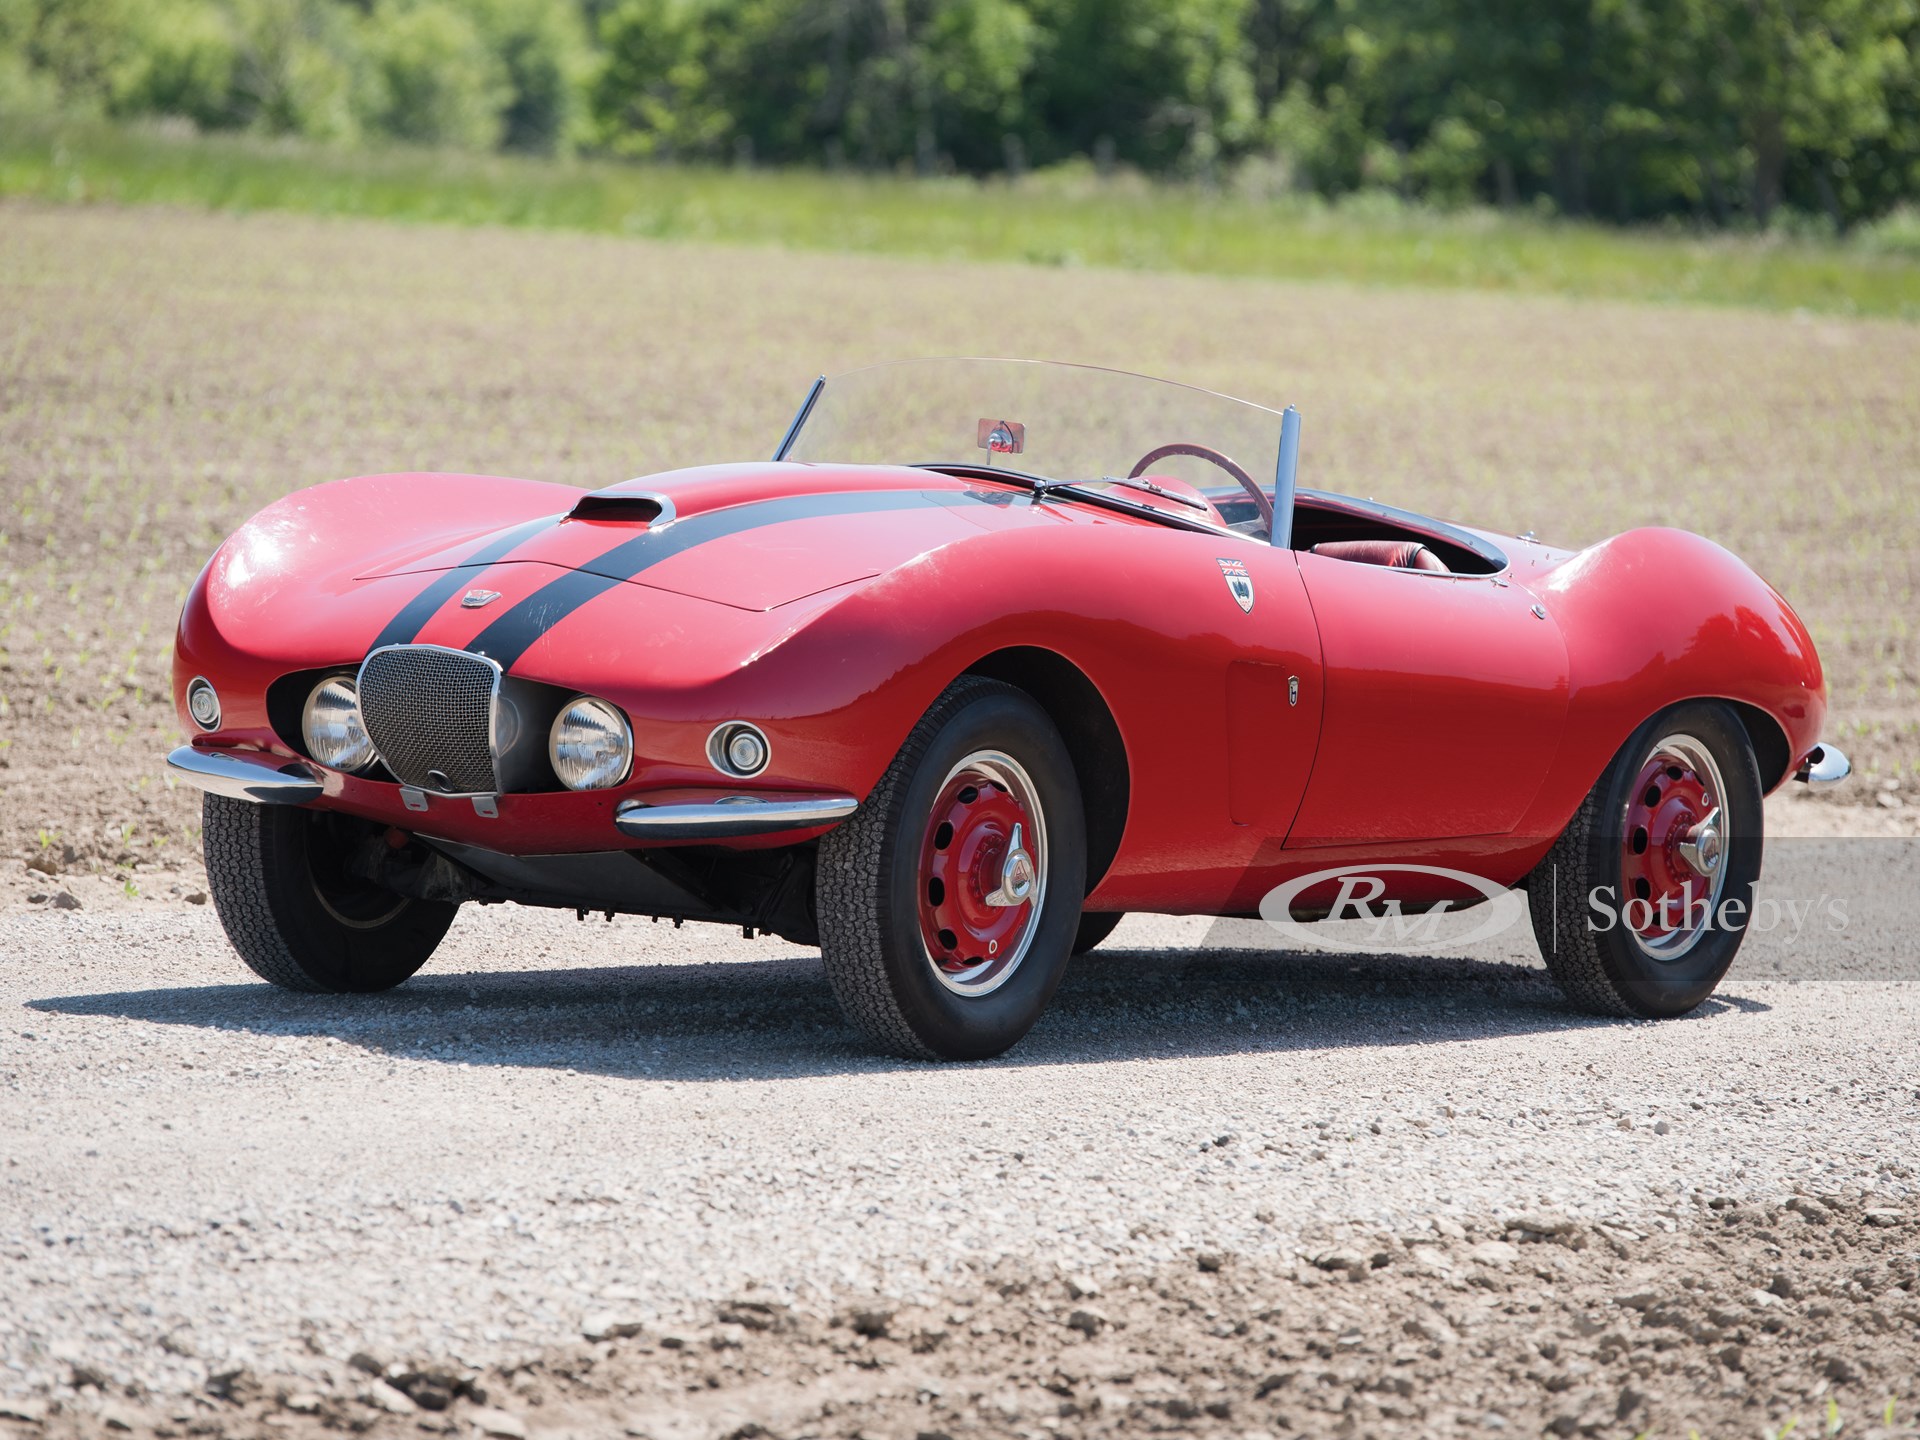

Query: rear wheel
[[817, 677, 1087, 1060], [1528, 701, 1762, 1017], [203, 794, 458, 993]]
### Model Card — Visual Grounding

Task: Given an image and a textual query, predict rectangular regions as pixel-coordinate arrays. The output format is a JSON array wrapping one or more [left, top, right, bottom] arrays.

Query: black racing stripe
[[367, 515, 561, 652], [465, 489, 967, 671]]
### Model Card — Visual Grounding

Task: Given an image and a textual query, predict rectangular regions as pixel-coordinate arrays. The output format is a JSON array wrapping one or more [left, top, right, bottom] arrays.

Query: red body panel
[[1287, 552, 1570, 845], [174, 462, 1830, 916]]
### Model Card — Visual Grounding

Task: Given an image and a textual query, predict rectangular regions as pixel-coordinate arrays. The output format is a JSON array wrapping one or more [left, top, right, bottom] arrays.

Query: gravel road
[[3, 862, 1917, 1437]]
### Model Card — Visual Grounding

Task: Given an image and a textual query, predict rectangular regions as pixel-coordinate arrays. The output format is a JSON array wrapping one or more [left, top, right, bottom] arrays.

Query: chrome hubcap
[[984, 822, 1037, 907], [1676, 807, 1723, 878], [1619, 734, 1730, 961]]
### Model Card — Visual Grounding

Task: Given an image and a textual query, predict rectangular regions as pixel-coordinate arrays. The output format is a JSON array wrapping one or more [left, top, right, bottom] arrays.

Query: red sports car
[[169, 359, 1848, 1059]]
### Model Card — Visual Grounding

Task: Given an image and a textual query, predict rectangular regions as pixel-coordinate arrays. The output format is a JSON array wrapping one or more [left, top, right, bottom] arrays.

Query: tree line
[[5, 0, 1916, 229]]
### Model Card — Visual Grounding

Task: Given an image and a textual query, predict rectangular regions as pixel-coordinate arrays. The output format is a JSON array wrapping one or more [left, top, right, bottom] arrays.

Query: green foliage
[[358, 1, 510, 149], [591, 0, 732, 158], [6, 117, 1917, 319], [1016, 0, 1258, 173], [1, 0, 1917, 227], [112, 1, 240, 130], [463, 0, 593, 152]]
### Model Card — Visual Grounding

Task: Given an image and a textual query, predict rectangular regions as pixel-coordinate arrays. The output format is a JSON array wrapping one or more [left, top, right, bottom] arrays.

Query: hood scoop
[[568, 490, 671, 524]]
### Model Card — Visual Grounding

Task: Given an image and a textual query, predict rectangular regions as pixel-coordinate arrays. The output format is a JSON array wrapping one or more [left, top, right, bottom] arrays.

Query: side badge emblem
[[1216, 557, 1254, 614], [461, 589, 502, 609]]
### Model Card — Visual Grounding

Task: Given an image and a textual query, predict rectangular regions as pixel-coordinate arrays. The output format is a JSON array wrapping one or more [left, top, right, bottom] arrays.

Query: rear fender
[[1515, 527, 1826, 842]]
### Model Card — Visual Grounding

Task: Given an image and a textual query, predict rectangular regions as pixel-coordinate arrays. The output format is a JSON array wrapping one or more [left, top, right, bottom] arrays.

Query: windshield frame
[[915, 461, 1248, 539], [771, 358, 1300, 547]]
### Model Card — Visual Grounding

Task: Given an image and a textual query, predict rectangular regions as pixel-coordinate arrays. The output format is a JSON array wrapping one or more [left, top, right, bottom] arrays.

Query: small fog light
[[186, 677, 221, 731], [707, 722, 771, 778]]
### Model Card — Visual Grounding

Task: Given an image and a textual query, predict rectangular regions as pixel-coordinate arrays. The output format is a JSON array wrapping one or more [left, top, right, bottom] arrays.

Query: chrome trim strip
[[1795, 743, 1851, 785], [772, 375, 826, 461], [166, 745, 323, 805], [613, 792, 859, 841]]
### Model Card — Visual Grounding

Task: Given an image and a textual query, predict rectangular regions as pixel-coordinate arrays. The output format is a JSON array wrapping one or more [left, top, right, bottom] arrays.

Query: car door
[[1284, 552, 1570, 845], [1219, 543, 1327, 840]]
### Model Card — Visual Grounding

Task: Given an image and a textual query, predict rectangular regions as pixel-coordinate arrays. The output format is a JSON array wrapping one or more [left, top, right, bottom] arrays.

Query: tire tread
[[1527, 783, 1637, 1017], [817, 676, 1016, 1060], [203, 793, 331, 993]]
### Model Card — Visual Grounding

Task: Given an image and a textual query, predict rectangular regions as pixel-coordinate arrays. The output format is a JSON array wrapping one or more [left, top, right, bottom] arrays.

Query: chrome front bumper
[[167, 746, 324, 804], [613, 793, 859, 840], [1795, 743, 1851, 785], [169, 745, 859, 839]]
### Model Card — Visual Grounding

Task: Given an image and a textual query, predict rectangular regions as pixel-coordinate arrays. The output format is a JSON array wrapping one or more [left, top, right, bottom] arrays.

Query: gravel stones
[[2, 904, 1916, 1436]]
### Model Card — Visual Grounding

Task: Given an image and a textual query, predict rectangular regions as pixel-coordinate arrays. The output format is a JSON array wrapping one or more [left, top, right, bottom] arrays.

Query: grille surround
[[357, 644, 502, 794]]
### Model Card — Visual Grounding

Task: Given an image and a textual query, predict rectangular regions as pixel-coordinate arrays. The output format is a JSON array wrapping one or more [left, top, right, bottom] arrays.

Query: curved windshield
[[778, 358, 1293, 533]]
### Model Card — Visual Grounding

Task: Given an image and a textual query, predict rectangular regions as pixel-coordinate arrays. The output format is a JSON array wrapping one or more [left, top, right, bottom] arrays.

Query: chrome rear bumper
[[167, 746, 324, 804], [1794, 743, 1851, 785], [614, 793, 859, 840]]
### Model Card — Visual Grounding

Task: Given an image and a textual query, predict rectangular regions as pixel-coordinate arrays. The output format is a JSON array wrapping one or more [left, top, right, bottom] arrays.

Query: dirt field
[[14, 1198, 1920, 1440], [0, 200, 1917, 886]]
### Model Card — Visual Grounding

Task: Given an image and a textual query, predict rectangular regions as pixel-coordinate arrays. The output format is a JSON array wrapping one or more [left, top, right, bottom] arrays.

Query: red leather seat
[[1311, 539, 1450, 574]]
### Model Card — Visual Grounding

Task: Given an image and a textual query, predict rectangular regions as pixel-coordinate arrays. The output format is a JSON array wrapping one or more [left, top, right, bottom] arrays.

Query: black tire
[[1528, 700, 1763, 1018], [1072, 912, 1125, 955], [817, 676, 1088, 1060], [203, 794, 458, 993]]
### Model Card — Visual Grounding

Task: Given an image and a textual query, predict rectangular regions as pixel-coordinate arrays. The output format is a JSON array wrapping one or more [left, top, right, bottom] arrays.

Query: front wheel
[[817, 677, 1088, 1060], [1528, 700, 1763, 1017], [1072, 912, 1125, 955], [203, 794, 459, 993]]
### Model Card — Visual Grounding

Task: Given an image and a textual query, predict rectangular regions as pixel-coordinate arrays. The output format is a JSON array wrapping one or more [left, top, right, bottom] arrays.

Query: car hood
[[357, 462, 1046, 613]]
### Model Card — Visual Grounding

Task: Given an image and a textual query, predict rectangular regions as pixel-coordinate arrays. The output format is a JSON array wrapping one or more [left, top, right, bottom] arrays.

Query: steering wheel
[[1128, 442, 1273, 530]]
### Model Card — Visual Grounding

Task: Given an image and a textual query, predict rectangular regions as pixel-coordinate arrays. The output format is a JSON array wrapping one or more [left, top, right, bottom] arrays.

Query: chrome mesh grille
[[358, 646, 499, 794]]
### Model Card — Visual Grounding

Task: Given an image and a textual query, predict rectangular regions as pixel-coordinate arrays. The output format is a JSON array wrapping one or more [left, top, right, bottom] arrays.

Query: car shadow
[[27, 937, 1769, 1081]]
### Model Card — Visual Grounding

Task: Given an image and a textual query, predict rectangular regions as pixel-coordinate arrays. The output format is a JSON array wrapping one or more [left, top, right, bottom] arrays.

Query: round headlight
[[186, 677, 221, 731], [549, 697, 633, 791], [302, 676, 376, 773], [707, 722, 771, 778]]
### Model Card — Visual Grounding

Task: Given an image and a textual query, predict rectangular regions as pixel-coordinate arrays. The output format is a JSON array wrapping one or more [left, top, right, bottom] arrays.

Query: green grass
[[4, 118, 1920, 317]]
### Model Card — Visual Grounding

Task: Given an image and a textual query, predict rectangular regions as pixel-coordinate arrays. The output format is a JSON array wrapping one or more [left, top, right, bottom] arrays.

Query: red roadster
[[169, 359, 1847, 1059]]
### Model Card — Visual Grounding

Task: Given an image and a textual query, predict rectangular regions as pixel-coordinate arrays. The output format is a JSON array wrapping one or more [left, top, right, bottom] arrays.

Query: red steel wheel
[[916, 750, 1047, 996], [1617, 734, 1728, 959], [817, 676, 1087, 1060], [1528, 700, 1762, 1019]]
